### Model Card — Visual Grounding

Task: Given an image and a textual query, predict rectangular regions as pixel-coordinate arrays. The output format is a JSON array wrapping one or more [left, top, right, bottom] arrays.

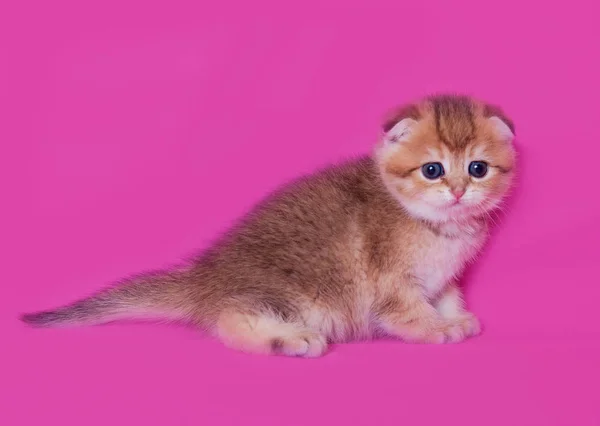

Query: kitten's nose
[[451, 188, 465, 200]]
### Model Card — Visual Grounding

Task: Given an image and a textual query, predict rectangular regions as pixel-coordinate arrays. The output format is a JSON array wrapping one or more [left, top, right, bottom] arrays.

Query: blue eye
[[468, 161, 488, 178], [421, 162, 445, 179]]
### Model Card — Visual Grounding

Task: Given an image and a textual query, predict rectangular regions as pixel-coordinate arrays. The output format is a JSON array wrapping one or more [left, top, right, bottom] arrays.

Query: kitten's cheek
[[466, 191, 483, 204], [425, 192, 449, 207], [399, 182, 419, 198], [476, 195, 493, 209]]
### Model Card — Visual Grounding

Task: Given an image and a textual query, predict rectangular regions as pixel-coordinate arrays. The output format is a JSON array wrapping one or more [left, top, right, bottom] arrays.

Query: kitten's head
[[375, 94, 516, 223]]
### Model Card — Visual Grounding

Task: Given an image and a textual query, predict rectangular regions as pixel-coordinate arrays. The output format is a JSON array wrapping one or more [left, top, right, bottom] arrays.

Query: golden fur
[[21, 94, 516, 357]]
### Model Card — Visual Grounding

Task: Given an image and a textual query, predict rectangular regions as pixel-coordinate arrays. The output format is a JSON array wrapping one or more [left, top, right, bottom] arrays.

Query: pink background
[[1, 0, 599, 424]]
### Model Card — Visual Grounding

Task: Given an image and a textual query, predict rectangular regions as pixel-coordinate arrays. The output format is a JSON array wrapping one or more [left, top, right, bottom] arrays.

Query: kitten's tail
[[20, 269, 195, 328]]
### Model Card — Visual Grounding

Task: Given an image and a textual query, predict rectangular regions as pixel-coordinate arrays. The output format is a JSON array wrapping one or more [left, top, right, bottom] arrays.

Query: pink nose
[[451, 188, 465, 199]]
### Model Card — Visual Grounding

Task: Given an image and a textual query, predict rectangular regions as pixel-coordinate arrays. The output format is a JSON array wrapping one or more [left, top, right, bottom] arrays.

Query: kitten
[[21, 94, 516, 358]]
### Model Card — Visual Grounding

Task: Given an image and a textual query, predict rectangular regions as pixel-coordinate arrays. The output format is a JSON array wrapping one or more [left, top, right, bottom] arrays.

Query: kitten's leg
[[433, 282, 481, 340], [374, 286, 447, 343], [375, 286, 458, 344], [216, 310, 327, 358]]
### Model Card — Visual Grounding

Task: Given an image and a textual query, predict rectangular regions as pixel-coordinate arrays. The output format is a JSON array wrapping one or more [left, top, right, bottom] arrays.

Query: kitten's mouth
[[444, 199, 463, 208], [443, 201, 473, 215]]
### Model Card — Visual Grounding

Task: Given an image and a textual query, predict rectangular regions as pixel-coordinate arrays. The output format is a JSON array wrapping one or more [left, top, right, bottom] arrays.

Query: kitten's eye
[[468, 161, 488, 178], [421, 162, 445, 180]]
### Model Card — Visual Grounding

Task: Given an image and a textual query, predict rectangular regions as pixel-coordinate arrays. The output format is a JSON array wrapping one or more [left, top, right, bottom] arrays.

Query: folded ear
[[381, 103, 421, 143], [489, 116, 515, 143], [384, 118, 418, 143], [483, 103, 515, 142], [382, 103, 420, 132]]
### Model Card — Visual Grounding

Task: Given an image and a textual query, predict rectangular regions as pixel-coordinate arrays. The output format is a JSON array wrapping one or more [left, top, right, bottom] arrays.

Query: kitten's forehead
[[427, 95, 477, 150]]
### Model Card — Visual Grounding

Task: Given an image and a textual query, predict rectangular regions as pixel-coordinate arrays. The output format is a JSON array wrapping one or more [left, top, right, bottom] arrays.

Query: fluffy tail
[[20, 269, 194, 328]]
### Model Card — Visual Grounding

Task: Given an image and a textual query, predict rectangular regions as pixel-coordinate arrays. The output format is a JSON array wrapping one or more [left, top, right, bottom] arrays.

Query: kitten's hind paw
[[217, 312, 328, 358]]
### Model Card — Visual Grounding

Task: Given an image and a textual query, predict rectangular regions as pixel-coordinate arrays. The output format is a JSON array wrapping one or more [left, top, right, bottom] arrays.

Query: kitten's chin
[[399, 198, 491, 224], [395, 197, 452, 223]]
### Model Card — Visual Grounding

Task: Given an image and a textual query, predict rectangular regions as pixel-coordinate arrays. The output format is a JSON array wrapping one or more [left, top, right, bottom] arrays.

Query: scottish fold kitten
[[22, 94, 516, 358]]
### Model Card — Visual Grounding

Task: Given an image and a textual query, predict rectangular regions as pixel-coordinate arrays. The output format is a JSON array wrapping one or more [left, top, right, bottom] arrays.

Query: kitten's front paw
[[270, 331, 328, 358], [440, 313, 481, 343]]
